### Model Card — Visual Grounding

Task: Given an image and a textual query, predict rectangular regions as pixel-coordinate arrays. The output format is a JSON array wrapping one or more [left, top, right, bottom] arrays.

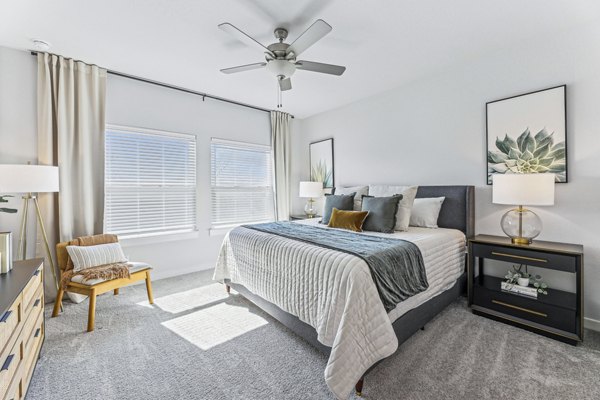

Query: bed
[[214, 185, 474, 399]]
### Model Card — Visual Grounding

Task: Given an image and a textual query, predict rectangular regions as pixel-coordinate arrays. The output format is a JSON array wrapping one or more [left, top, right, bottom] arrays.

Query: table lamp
[[299, 181, 323, 217], [492, 173, 555, 244]]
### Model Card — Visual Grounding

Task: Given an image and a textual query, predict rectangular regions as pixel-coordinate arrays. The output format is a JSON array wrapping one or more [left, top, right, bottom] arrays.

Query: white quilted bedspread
[[213, 221, 465, 399]]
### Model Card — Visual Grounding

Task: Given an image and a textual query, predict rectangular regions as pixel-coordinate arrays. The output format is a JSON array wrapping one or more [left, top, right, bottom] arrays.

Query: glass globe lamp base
[[304, 199, 316, 218], [500, 206, 542, 245]]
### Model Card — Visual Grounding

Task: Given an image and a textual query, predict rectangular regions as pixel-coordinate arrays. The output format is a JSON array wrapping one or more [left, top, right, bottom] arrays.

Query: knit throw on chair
[[61, 262, 131, 289]]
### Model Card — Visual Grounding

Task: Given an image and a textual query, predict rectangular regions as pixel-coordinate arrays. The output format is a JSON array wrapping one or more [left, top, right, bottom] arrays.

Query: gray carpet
[[28, 271, 600, 400]]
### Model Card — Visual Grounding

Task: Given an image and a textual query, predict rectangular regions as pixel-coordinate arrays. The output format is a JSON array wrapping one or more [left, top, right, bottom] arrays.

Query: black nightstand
[[289, 215, 321, 221], [468, 234, 583, 345]]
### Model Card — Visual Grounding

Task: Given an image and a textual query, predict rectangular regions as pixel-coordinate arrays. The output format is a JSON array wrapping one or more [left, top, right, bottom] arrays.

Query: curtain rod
[[30, 51, 294, 118]]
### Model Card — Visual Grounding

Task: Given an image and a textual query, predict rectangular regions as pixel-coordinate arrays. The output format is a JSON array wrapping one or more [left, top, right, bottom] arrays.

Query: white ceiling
[[1, 0, 599, 118]]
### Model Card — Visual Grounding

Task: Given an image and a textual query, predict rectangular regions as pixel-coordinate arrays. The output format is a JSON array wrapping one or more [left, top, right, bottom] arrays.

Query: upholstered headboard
[[415, 186, 475, 238]]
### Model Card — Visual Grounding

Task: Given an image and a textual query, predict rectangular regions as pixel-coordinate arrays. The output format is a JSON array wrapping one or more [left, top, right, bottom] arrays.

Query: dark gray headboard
[[415, 186, 475, 238]]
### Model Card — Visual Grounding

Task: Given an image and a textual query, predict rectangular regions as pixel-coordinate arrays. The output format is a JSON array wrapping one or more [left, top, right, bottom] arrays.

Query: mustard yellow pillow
[[327, 208, 369, 232]]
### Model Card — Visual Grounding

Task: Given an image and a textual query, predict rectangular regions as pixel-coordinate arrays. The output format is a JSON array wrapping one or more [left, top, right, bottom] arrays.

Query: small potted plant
[[504, 264, 549, 295]]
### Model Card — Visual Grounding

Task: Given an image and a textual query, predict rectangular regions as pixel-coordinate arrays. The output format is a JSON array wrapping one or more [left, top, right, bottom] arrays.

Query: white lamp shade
[[299, 181, 322, 198], [492, 173, 555, 206], [0, 165, 59, 193]]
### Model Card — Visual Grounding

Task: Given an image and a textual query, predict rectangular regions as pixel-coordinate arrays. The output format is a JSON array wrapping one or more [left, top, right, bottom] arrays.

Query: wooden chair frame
[[52, 269, 154, 332], [52, 237, 154, 332]]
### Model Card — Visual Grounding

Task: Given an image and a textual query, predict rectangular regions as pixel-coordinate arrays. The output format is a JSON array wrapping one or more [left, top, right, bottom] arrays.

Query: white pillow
[[334, 185, 369, 210], [410, 197, 445, 228], [368, 185, 418, 231], [66, 242, 128, 272]]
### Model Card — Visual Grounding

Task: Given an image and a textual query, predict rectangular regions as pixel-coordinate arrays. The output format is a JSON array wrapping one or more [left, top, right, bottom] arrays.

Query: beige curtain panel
[[270, 111, 292, 221], [37, 52, 107, 300]]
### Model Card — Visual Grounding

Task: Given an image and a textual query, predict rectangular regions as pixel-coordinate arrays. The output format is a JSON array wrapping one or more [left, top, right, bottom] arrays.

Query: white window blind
[[105, 126, 197, 238], [211, 138, 275, 228]]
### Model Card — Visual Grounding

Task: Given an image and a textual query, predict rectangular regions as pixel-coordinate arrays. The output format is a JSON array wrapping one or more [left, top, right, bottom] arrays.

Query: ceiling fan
[[218, 19, 346, 107]]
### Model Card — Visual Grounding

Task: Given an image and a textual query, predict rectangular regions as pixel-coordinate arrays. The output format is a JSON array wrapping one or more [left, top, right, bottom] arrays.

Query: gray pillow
[[321, 193, 356, 224], [361, 195, 403, 233]]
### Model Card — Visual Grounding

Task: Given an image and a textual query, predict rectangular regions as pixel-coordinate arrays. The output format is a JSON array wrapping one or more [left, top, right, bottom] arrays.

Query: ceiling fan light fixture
[[266, 59, 296, 78]]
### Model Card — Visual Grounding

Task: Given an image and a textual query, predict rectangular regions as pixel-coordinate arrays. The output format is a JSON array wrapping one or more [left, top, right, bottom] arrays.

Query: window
[[210, 138, 275, 228], [105, 126, 197, 238]]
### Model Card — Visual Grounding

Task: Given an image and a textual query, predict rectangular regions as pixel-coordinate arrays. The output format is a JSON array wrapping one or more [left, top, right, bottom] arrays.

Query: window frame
[[209, 137, 275, 232], [104, 124, 198, 239]]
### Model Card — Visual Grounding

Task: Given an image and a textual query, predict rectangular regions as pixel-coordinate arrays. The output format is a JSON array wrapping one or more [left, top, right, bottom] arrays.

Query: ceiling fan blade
[[288, 19, 332, 56], [295, 60, 346, 76], [218, 22, 275, 57], [279, 77, 292, 91], [220, 62, 267, 74]]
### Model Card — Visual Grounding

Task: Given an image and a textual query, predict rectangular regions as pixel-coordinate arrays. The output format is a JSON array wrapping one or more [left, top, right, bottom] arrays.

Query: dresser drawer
[[0, 340, 21, 398], [21, 314, 43, 396], [21, 287, 43, 348], [22, 267, 42, 309], [472, 243, 577, 272], [3, 376, 21, 400], [474, 287, 576, 334], [0, 297, 22, 357]]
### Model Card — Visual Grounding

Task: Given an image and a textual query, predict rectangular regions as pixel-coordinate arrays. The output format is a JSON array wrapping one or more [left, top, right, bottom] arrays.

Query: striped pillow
[[66, 243, 128, 272]]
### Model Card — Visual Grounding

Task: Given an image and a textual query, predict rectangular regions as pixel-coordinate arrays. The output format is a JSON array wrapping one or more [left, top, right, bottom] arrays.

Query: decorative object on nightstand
[[468, 234, 583, 345], [0, 164, 60, 293], [299, 181, 323, 218], [492, 173, 555, 245]]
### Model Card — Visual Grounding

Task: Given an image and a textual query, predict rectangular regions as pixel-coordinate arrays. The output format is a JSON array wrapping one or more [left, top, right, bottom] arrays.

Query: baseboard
[[584, 317, 600, 332]]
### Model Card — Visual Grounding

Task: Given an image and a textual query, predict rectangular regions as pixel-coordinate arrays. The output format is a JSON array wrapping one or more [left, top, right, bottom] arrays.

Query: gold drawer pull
[[492, 299, 547, 317], [491, 251, 547, 263]]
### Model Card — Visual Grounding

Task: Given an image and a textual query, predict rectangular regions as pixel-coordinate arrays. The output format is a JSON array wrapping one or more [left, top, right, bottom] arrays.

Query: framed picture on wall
[[486, 85, 567, 184], [309, 138, 334, 188]]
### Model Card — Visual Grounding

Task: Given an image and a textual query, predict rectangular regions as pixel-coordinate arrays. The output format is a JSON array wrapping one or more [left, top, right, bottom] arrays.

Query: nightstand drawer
[[474, 287, 576, 333], [471, 243, 577, 272]]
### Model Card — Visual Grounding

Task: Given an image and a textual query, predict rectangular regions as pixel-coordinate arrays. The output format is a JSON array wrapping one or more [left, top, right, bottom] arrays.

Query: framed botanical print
[[486, 85, 567, 184], [309, 138, 334, 188]]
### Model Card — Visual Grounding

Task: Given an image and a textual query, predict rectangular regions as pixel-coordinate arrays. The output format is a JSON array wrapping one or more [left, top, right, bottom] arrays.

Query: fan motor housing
[[267, 42, 291, 59]]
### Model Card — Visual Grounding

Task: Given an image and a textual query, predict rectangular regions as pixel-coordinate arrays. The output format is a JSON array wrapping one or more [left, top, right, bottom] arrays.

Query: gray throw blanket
[[243, 221, 428, 312]]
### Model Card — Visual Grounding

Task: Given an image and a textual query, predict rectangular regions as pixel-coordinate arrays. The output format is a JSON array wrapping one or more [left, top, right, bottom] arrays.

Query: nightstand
[[468, 234, 583, 345], [289, 215, 321, 221]]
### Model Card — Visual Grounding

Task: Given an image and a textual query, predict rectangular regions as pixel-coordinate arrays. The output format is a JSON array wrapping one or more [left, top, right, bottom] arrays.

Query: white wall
[[291, 22, 600, 325], [106, 75, 271, 280], [0, 46, 37, 258]]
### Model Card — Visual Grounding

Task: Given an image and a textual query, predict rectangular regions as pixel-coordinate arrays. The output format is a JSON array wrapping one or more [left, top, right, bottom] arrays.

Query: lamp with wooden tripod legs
[[0, 164, 61, 308]]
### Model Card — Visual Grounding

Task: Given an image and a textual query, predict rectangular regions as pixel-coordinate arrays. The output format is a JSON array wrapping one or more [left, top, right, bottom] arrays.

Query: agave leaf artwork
[[311, 160, 333, 188], [487, 127, 566, 184], [0, 195, 17, 214]]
